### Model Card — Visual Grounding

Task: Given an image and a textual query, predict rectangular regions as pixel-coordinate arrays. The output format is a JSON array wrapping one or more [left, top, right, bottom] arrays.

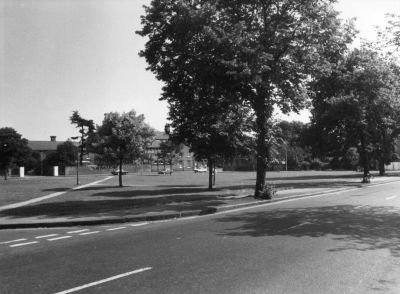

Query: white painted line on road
[[36, 234, 59, 239], [0, 238, 27, 245], [47, 236, 72, 241], [130, 222, 149, 227], [106, 227, 126, 231], [79, 231, 100, 236], [386, 195, 397, 200], [53, 267, 152, 294], [67, 229, 90, 234], [10, 241, 39, 247]]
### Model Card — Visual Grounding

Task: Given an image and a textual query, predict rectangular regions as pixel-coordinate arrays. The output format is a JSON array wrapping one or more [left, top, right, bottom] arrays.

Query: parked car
[[111, 169, 128, 175], [158, 168, 172, 175], [194, 167, 207, 173]]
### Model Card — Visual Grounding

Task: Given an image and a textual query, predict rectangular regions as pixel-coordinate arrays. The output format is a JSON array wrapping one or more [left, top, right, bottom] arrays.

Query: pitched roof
[[28, 141, 60, 151]]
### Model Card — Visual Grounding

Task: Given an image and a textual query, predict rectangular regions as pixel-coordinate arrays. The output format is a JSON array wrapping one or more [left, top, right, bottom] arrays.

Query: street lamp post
[[71, 136, 79, 185]]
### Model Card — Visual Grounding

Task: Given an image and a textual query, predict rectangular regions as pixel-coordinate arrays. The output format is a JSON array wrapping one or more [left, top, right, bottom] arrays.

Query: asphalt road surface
[[1, 181, 400, 293]]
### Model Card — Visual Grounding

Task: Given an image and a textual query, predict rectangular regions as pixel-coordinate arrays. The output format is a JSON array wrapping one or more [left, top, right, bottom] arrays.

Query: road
[[1, 181, 400, 293]]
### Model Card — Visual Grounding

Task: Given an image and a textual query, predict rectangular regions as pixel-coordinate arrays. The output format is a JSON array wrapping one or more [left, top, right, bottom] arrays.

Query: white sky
[[1, 0, 399, 140]]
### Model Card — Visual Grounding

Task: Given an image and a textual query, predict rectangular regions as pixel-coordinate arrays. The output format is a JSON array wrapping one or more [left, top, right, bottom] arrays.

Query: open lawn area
[[2, 170, 398, 222], [0, 174, 108, 207]]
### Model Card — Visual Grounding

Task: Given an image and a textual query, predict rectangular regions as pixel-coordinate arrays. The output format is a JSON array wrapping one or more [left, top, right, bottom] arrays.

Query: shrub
[[309, 158, 325, 170], [258, 184, 277, 199], [301, 161, 311, 170]]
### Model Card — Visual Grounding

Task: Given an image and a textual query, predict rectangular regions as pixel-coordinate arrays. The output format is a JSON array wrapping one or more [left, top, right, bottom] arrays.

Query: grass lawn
[[0, 174, 108, 207], [1, 170, 393, 221]]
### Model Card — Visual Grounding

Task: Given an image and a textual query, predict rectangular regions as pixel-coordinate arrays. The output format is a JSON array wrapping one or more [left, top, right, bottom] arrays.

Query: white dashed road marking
[[0, 238, 27, 245], [47, 236, 72, 241], [79, 231, 100, 236], [67, 229, 90, 234], [386, 195, 397, 200], [36, 234, 59, 239], [10, 241, 39, 247], [106, 227, 126, 231], [53, 267, 152, 294], [130, 222, 149, 227]]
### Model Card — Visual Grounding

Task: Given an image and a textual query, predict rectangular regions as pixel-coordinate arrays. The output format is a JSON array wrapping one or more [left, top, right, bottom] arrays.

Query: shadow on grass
[[217, 205, 400, 257], [0, 194, 231, 219], [75, 185, 252, 198], [42, 188, 71, 192], [80, 180, 358, 198]]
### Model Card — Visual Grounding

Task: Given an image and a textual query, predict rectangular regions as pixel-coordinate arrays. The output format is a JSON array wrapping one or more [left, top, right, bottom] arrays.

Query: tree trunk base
[[361, 175, 371, 183]]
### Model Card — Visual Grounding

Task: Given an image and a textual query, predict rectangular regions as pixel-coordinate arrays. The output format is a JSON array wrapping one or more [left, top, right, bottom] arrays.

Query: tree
[[274, 121, 312, 170], [56, 141, 79, 167], [167, 98, 253, 189], [377, 14, 400, 56], [157, 139, 183, 174], [70, 111, 95, 166], [0, 128, 32, 180], [310, 48, 400, 180], [138, 0, 355, 197], [93, 110, 155, 187]]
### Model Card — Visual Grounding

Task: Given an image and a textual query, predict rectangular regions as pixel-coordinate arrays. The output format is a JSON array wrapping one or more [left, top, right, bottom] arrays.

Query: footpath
[[0, 173, 398, 229]]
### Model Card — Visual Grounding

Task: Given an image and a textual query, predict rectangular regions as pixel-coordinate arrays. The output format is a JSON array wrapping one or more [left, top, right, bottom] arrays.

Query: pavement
[[0, 174, 398, 229]]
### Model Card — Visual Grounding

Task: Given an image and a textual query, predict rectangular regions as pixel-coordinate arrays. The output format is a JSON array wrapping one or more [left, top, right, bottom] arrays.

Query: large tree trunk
[[359, 138, 371, 183], [213, 160, 216, 186], [378, 158, 385, 176], [208, 158, 213, 190], [118, 158, 123, 187], [254, 100, 272, 198]]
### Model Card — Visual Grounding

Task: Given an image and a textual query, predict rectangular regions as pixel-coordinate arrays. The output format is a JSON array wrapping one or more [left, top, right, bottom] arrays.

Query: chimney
[[50, 136, 56, 142]]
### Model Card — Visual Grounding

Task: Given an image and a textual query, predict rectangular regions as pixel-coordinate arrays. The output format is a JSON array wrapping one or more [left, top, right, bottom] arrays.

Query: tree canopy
[[0, 127, 32, 180], [70, 111, 95, 165], [138, 0, 355, 197], [93, 110, 155, 187], [310, 48, 400, 180]]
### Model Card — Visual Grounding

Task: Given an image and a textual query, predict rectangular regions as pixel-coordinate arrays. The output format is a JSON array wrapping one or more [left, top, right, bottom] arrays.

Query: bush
[[301, 161, 311, 170], [309, 158, 325, 170], [258, 184, 277, 199]]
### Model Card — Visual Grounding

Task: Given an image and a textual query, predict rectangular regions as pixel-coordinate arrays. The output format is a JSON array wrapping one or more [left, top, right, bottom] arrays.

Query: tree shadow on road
[[217, 205, 400, 257]]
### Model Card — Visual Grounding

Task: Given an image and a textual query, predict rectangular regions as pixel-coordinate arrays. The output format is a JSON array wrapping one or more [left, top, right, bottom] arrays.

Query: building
[[146, 132, 195, 171]]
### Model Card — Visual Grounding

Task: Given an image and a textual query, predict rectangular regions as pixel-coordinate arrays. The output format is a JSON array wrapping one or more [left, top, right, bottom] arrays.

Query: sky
[[1, 0, 399, 141]]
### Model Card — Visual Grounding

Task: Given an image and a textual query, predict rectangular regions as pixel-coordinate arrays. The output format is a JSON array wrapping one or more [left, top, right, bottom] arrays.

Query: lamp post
[[71, 136, 79, 185]]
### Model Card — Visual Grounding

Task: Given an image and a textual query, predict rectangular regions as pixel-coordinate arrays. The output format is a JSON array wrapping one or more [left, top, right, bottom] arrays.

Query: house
[[28, 136, 60, 158], [27, 136, 83, 175], [146, 132, 195, 171]]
